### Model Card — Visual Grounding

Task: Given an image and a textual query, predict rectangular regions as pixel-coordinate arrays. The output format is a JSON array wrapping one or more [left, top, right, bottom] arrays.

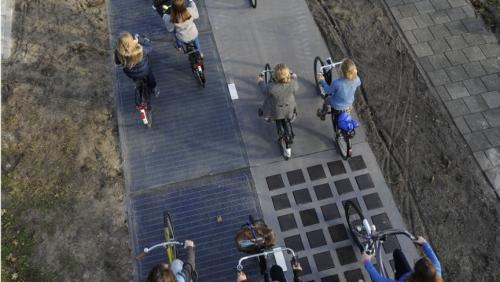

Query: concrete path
[[1, 0, 13, 60], [385, 0, 500, 196]]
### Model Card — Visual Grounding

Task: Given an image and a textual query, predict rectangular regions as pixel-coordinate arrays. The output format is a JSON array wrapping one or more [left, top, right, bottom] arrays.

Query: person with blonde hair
[[147, 240, 197, 282], [115, 31, 159, 96], [362, 236, 443, 282], [162, 0, 201, 53]]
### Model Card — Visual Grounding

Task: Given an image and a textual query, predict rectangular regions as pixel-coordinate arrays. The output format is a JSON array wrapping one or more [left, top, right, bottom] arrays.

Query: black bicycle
[[314, 56, 355, 160], [344, 200, 417, 278], [259, 63, 295, 160], [152, 0, 172, 16], [134, 78, 153, 128], [250, 0, 257, 8], [182, 41, 206, 87]]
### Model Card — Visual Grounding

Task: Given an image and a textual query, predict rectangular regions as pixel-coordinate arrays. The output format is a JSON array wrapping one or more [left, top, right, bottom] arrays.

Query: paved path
[[384, 0, 500, 196], [1, 0, 13, 60]]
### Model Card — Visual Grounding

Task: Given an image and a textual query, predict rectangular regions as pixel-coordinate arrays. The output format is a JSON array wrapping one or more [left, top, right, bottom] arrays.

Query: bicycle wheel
[[264, 63, 272, 84], [250, 0, 257, 8], [344, 200, 367, 252], [314, 56, 325, 97], [145, 107, 153, 128], [336, 131, 351, 160], [163, 211, 177, 263]]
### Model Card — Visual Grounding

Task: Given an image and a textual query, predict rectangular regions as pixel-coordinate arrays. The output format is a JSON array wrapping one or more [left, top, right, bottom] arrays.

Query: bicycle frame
[[237, 247, 296, 272]]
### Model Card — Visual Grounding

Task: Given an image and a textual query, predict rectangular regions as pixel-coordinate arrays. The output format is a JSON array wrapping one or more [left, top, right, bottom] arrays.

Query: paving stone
[[463, 33, 486, 45], [448, 0, 468, 7], [328, 224, 349, 243], [446, 7, 467, 20], [399, 4, 420, 18], [371, 213, 393, 230], [336, 246, 357, 266], [335, 178, 354, 195], [462, 18, 487, 33], [413, 14, 435, 28], [404, 30, 419, 44], [430, 0, 451, 10], [415, 0, 436, 14], [480, 58, 500, 74], [344, 269, 365, 282], [300, 208, 320, 227], [429, 39, 451, 53], [464, 132, 492, 151], [446, 82, 469, 98], [445, 65, 469, 82], [307, 164, 326, 181], [485, 167, 500, 190], [445, 98, 469, 116], [355, 173, 375, 190], [314, 183, 333, 200], [444, 49, 468, 65], [383, 236, 402, 254], [419, 56, 435, 72], [272, 193, 291, 210], [321, 203, 341, 221], [342, 198, 361, 216], [445, 35, 468, 49], [363, 193, 384, 210], [479, 43, 500, 58], [435, 85, 452, 100], [485, 128, 500, 146], [314, 251, 335, 271], [481, 74, 500, 91], [462, 61, 487, 78], [413, 42, 434, 57], [298, 257, 312, 275], [463, 95, 489, 112], [484, 108, 500, 127], [485, 147, 500, 166], [321, 275, 340, 282], [464, 112, 490, 131], [462, 4, 476, 17], [348, 155, 367, 171], [294, 188, 313, 205], [287, 169, 306, 186], [386, 0, 404, 6], [473, 151, 494, 170], [483, 91, 500, 108], [284, 234, 305, 252], [391, 7, 403, 19], [399, 17, 418, 31], [482, 34, 499, 44], [462, 46, 487, 62], [412, 27, 435, 42], [278, 213, 298, 231], [428, 69, 451, 86], [463, 78, 487, 95], [429, 24, 452, 39], [266, 174, 285, 190], [445, 20, 468, 35], [307, 229, 327, 248], [430, 11, 451, 24], [327, 160, 346, 176], [453, 116, 471, 134]]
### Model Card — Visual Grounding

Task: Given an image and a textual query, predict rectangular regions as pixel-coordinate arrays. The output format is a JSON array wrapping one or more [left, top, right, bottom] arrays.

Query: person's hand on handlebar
[[415, 236, 427, 246], [290, 73, 297, 80], [184, 240, 194, 248], [317, 74, 325, 82], [257, 74, 264, 83], [237, 271, 247, 282], [361, 252, 372, 262]]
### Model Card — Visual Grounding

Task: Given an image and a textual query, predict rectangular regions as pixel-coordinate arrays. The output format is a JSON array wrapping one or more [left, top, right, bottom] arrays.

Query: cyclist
[[257, 63, 298, 124], [317, 58, 361, 124], [237, 262, 303, 282], [361, 236, 443, 282], [162, 0, 202, 54], [147, 240, 196, 282], [115, 31, 160, 97]]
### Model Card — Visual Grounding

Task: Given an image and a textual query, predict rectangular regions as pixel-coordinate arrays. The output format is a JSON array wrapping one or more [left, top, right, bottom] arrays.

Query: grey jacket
[[163, 1, 199, 43], [259, 78, 298, 120]]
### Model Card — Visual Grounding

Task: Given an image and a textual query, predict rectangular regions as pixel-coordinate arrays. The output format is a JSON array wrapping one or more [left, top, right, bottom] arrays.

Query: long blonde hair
[[116, 32, 143, 69], [273, 63, 291, 84], [341, 58, 357, 81], [170, 0, 192, 23]]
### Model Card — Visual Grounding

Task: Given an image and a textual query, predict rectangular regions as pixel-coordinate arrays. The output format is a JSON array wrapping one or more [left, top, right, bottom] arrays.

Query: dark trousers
[[393, 249, 412, 279]]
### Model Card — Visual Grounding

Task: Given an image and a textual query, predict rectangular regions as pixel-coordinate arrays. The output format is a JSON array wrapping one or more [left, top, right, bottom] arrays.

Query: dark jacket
[[259, 78, 298, 120], [177, 246, 196, 282], [114, 36, 153, 79]]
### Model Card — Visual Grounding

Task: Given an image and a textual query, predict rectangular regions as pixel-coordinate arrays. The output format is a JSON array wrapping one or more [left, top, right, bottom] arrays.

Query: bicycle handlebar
[[136, 240, 184, 260], [319, 61, 342, 75], [237, 247, 296, 271]]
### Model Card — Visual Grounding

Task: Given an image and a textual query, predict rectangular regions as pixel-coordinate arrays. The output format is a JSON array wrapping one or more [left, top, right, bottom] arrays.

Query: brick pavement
[[386, 0, 500, 196]]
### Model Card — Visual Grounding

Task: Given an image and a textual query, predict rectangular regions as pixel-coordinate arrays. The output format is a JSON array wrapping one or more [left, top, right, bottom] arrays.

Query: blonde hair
[[341, 58, 357, 81], [170, 0, 192, 23], [273, 63, 291, 84], [116, 32, 143, 69]]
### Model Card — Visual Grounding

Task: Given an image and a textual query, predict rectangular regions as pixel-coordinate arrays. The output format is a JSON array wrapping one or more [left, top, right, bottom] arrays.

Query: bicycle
[[259, 63, 295, 160], [343, 200, 417, 278], [249, 0, 257, 8], [134, 77, 153, 128], [181, 41, 206, 88], [136, 211, 179, 262], [152, 0, 172, 16], [314, 56, 356, 160]]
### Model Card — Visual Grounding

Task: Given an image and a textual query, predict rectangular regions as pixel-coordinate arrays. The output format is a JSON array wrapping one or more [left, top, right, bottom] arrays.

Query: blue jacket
[[320, 76, 361, 111], [364, 243, 442, 282], [114, 36, 153, 79]]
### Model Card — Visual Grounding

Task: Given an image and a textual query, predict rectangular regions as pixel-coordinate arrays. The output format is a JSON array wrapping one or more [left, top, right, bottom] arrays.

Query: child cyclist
[[147, 240, 197, 282]]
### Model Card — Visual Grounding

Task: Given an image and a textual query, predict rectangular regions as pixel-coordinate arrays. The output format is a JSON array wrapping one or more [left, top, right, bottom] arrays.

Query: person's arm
[[292, 262, 303, 282], [181, 240, 196, 281], [362, 253, 395, 282], [290, 74, 298, 92], [237, 271, 248, 282], [319, 79, 334, 95], [258, 78, 268, 95], [114, 50, 121, 65], [416, 237, 442, 277], [187, 0, 199, 20]]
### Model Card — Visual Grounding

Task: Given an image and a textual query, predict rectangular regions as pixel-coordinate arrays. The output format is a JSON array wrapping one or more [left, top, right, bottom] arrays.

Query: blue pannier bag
[[337, 112, 359, 132]]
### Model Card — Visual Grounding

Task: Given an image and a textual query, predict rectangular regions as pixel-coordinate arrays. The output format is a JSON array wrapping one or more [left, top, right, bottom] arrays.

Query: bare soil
[[1, 0, 131, 281], [307, 0, 500, 280]]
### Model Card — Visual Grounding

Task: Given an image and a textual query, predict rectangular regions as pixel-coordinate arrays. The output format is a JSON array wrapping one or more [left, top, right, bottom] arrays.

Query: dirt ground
[[307, 0, 500, 280], [1, 0, 131, 281]]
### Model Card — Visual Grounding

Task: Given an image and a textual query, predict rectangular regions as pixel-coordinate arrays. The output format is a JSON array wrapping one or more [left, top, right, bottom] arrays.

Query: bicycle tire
[[344, 200, 367, 252], [314, 56, 325, 97], [250, 0, 257, 8], [163, 211, 177, 263], [264, 63, 272, 84], [336, 131, 350, 160], [146, 107, 153, 128]]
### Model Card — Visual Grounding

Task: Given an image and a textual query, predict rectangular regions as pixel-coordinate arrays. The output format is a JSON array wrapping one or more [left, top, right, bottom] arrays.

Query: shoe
[[317, 109, 325, 121], [153, 88, 160, 98]]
